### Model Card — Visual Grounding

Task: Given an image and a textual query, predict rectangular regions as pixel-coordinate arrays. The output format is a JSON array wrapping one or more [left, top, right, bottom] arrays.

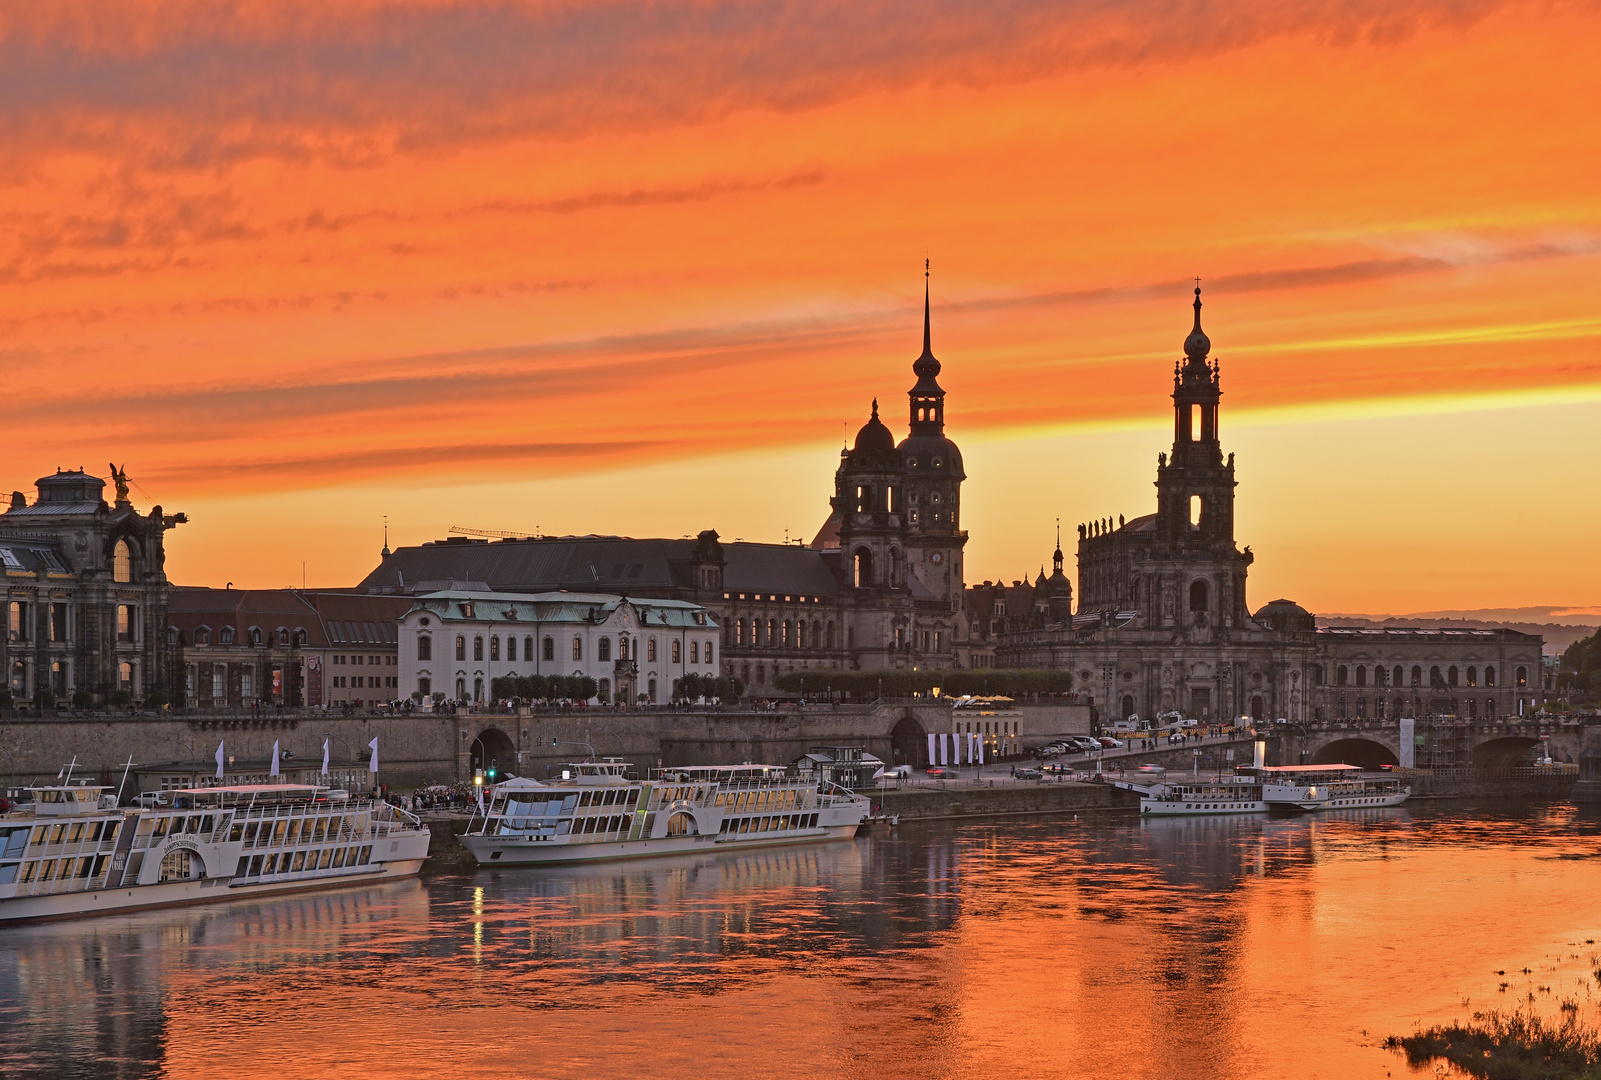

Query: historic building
[[991, 289, 1545, 723], [1, 467, 185, 705], [396, 590, 719, 706], [359, 276, 971, 691]]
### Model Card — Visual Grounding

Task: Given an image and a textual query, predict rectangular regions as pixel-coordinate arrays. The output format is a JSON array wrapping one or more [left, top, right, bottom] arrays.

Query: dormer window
[[196, 626, 211, 645], [219, 626, 235, 645], [248, 626, 262, 646]]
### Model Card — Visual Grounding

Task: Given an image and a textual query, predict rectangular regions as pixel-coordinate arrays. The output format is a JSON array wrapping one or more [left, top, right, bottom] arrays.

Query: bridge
[[1266, 716, 1586, 771]]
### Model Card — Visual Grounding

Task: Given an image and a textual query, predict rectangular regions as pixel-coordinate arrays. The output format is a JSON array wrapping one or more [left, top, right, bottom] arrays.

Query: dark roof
[[166, 588, 412, 647], [358, 535, 842, 601], [0, 540, 70, 574]]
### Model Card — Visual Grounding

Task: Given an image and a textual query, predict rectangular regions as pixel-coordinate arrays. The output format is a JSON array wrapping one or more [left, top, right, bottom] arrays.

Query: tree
[[72, 690, 93, 708], [110, 690, 132, 707], [147, 689, 169, 708], [575, 676, 598, 702]]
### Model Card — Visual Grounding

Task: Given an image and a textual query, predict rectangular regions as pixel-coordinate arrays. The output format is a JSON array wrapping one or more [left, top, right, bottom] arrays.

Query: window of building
[[211, 665, 225, 698], [117, 605, 135, 642], [456, 636, 466, 661], [1336, 665, 1348, 687], [1355, 665, 1366, 687], [276, 628, 290, 646], [782, 620, 791, 647], [507, 636, 518, 662], [1430, 665, 1443, 687], [185, 665, 196, 699], [544, 636, 555, 662], [598, 637, 611, 662], [1188, 579, 1209, 611], [524, 636, 533, 661], [241, 666, 254, 698], [1393, 665, 1404, 686], [113, 539, 131, 583], [704, 641, 714, 665], [735, 618, 745, 646], [768, 618, 778, 646], [1467, 666, 1477, 687], [648, 638, 657, 662], [1516, 666, 1528, 687], [49, 603, 68, 642], [689, 641, 698, 664], [418, 676, 431, 698], [417, 635, 432, 661], [572, 636, 582, 661], [1412, 665, 1423, 686], [1448, 666, 1459, 687], [1486, 666, 1496, 687], [473, 637, 483, 661], [490, 636, 500, 662], [219, 626, 235, 646], [7, 601, 26, 642], [672, 640, 681, 664]]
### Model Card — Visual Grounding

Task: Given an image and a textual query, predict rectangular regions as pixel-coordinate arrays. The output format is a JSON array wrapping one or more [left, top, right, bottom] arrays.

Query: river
[[4, 801, 1601, 1079]]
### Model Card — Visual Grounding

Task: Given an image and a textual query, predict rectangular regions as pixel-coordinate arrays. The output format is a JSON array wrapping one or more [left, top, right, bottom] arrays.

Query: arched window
[[705, 641, 714, 665], [618, 637, 629, 661], [1336, 665, 1348, 687], [1189, 580, 1209, 610], [276, 628, 290, 646], [1430, 665, 1443, 688], [1412, 665, 1423, 686], [1250, 695, 1264, 720], [1467, 666, 1477, 687], [672, 640, 682, 663], [648, 638, 658, 662], [524, 636, 533, 661], [1516, 666, 1528, 687], [490, 636, 500, 661], [572, 636, 582, 661], [456, 678, 466, 700], [768, 618, 778, 645], [455, 636, 466, 661], [1447, 666, 1458, 687], [812, 620, 822, 649], [1122, 694, 1135, 720], [473, 636, 484, 661], [1394, 665, 1404, 687], [689, 641, 698, 663], [853, 548, 873, 588], [782, 620, 792, 647], [598, 637, 611, 662], [735, 618, 745, 646], [113, 540, 131, 583], [1485, 666, 1496, 687], [1355, 665, 1366, 687], [417, 635, 432, 661]]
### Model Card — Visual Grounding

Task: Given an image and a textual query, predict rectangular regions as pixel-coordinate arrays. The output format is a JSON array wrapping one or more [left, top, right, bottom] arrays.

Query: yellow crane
[[448, 525, 540, 540]]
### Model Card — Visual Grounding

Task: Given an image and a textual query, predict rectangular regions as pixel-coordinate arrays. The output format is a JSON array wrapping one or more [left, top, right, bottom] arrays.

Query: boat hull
[[462, 823, 861, 866], [1141, 800, 1267, 816], [1266, 790, 1411, 813]]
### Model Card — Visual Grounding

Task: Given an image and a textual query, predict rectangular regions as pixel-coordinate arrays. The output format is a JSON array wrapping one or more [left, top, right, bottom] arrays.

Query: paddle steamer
[[462, 759, 870, 866], [0, 782, 430, 923]]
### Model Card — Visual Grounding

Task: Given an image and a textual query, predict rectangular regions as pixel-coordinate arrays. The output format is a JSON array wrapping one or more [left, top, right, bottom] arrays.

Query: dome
[[1183, 286, 1210, 362], [1254, 598, 1315, 634], [899, 434, 965, 479], [852, 399, 896, 455]]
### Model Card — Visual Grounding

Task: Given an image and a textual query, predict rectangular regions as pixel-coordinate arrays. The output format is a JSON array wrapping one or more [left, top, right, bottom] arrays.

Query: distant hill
[[1316, 607, 1598, 654]]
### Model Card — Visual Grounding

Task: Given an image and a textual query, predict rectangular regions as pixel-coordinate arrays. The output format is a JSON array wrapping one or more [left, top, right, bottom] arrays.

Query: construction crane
[[449, 525, 540, 540]]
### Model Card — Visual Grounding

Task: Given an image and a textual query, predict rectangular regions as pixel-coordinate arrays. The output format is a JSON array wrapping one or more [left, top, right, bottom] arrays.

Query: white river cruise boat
[[1247, 763, 1411, 811], [462, 760, 871, 866], [0, 782, 431, 924], [1137, 775, 1267, 817]]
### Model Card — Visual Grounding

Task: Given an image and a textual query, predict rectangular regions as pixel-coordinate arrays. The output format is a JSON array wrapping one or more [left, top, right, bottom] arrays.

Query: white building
[[398, 590, 719, 706]]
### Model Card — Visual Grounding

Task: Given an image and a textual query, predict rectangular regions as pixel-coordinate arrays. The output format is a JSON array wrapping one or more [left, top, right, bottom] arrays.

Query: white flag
[[927, 732, 936, 767], [321, 738, 330, 776], [368, 737, 379, 773], [938, 734, 947, 766], [269, 740, 280, 778], [215, 741, 225, 780], [978, 735, 985, 765]]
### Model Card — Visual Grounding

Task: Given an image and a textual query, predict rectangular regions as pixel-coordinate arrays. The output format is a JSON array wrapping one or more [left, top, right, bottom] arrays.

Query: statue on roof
[[109, 463, 131, 505]]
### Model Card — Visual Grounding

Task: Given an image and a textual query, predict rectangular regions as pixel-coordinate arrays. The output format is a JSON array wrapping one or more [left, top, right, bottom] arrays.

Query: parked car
[[874, 764, 913, 781], [925, 767, 960, 779], [1068, 736, 1103, 753], [1097, 737, 1124, 749], [1012, 767, 1042, 780]]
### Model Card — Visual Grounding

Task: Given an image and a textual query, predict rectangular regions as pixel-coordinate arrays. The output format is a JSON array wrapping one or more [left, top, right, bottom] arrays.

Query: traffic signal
[[486, 766, 497, 780]]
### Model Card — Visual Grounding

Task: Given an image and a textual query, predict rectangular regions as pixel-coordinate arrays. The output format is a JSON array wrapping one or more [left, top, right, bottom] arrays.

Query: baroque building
[[1, 467, 185, 705], [991, 290, 1545, 723], [359, 276, 971, 698]]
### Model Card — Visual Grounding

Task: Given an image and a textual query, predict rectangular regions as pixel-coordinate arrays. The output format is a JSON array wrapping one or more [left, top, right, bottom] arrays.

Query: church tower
[[897, 266, 967, 612], [1150, 287, 1252, 628]]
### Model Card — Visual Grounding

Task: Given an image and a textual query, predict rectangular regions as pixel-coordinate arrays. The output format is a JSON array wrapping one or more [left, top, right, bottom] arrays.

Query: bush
[[110, 690, 132, 707], [0, 689, 13, 708], [72, 690, 94, 708], [37, 690, 55, 709], [147, 689, 169, 707]]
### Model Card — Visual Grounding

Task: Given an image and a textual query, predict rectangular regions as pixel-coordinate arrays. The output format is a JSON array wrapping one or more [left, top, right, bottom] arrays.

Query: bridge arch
[[891, 716, 927, 768], [1310, 738, 1398, 770], [1473, 735, 1542, 769], [471, 726, 517, 779]]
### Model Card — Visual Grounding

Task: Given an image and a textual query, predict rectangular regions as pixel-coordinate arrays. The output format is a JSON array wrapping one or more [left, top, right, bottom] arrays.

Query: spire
[[912, 260, 940, 381], [922, 258, 931, 357], [909, 260, 945, 435], [381, 515, 391, 559], [1052, 517, 1064, 570], [1184, 282, 1211, 363]]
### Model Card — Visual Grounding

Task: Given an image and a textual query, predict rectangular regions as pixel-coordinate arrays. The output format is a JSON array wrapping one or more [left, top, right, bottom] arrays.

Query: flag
[[321, 738, 330, 776], [926, 732, 936, 767], [368, 737, 379, 773], [215, 741, 225, 780], [269, 740, 280, 778]]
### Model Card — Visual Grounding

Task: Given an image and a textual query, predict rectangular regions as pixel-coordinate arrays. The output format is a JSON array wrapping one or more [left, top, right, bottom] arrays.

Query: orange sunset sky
[[3, 0, 1599, 615]]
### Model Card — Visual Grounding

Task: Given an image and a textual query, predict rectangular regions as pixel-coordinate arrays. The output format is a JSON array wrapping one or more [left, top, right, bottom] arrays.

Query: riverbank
[[874, 780, 1137, 821]]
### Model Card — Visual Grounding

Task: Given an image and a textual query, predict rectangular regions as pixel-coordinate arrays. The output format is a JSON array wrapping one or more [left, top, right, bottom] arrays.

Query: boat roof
[[1251, 764, 1362, 773]]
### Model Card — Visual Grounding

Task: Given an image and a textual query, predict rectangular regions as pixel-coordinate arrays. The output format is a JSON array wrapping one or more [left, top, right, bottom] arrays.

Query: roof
[[166, 588, 411, 647], [0, 540, 71, 575], [404, 590, 718, 628], [359, 534, 842, 601]]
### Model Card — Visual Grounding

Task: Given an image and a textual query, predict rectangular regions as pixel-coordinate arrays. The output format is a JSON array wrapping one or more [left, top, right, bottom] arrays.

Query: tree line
[[770, 668, 1075, 698]]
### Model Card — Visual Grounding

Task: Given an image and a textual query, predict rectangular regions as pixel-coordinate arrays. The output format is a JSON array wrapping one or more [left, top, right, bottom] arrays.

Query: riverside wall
[[877, 780, 1136, 821]]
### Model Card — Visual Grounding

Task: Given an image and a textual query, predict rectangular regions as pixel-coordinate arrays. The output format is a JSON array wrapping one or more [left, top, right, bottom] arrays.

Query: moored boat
[[461, 759, 870, 866], [0, 782, 431, 924], [1247, 763, 1410, 811], [1137, 775, 1267, 816]]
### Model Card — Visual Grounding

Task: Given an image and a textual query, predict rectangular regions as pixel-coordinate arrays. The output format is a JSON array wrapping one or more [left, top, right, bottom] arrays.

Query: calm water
[[5, 802, 1601, 1080]]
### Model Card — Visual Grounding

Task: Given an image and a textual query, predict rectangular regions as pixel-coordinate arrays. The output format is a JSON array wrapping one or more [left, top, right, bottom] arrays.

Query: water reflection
[[2, 803, 1599, 1080]]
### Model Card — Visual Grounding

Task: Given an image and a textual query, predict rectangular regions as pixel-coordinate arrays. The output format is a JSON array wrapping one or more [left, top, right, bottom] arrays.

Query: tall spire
[[381, 514, 391, 559], [922, 258, 931, 356]]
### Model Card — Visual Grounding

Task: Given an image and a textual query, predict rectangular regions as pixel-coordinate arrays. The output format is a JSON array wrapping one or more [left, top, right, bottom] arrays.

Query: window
[[1517, 666, 1527, 687], [49, 603, 68, 642], [211, 665, 225, 698], [704, 641, 713, 665], [241, 666, 254, 698], [113, 540, 131, 583], [219, 626, 235, 646], [7, 601, 26, 642], [1467, 666, 1477, 687], [1393, 665, 1404, 687], [1486, 666, 1496, 687], [418, 677, 431, 698], [572, 636, 582, 661], [544, 637, 555, 662], [417, 635, 432, 661], [853, 548, 873, 588], [1448, 666, 1459, 687], [506, 636, 518, 662], [689, 641, 698, 663], [1412, 665, 1423, 686], [1336, 665, 1348, 687], [524, 636, 533, 661], [1430, 665, 1443, 688], [1188, 579, 1209, 611], [490, 636, 500, 662], [276, 628, 290, 646], [117, 605, 135, 642], [648, 638, 658, 662], [598, 637, 611, 662], [672, 640, 681, 663], [456, 636, 466, 661], [473, 637, 483, 661], [1355, 665, 1367, 687], [768, 618, 778, 646], [782, 620, 791, 647]]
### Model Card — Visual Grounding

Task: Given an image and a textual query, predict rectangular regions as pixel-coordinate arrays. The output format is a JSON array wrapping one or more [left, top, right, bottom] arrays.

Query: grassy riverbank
[[1388, 1008, 1601, 1079]]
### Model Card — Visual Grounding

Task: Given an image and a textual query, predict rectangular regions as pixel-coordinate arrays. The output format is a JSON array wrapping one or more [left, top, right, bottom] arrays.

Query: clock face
[[930, 552, 943, 565]]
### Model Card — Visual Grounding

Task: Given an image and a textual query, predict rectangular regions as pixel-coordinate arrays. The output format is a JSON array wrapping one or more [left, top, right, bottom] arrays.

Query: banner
[[321, 738, 330, 776], [1398, 718, 1416, 769], [215, 741, 225, 780], [269, 740, 280, 778], [368, 737, 380, 773], [978, 735, 985, 765], [927, 733, 937, 766]]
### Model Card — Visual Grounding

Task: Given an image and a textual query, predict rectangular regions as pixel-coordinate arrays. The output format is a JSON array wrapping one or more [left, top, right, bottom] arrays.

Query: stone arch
[[1474, 735, 1541, 770], [1310, 738, 1399, 769], [891, 715, 927, 768], [470, 727, 517, 779]]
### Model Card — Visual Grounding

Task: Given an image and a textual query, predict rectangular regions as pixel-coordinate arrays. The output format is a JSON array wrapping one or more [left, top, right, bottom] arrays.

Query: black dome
[[1254, 598, 1315, 634], [899, 435, 965, 479], [853, 399, 896, 455]]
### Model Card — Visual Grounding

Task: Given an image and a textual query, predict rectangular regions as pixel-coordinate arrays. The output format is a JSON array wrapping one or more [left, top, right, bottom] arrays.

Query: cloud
[[0, 0, 1537, 169], [479, 169, 825, 215]]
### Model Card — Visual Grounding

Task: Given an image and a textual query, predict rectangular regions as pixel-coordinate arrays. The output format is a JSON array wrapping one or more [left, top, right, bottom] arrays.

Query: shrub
[[110, 690, 132, 707]]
